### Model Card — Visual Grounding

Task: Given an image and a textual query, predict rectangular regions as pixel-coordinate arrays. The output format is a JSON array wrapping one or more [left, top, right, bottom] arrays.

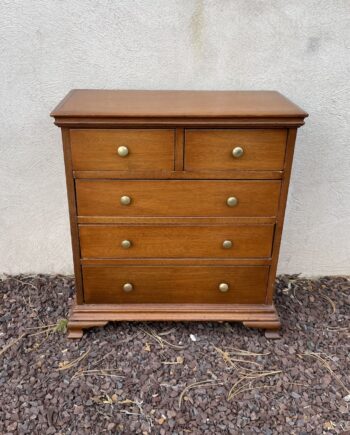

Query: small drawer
[[70, 129, 175, 171], [79, 224, 274, 259], [76, 180, 281, 217], [82, 266, 269, 304], [185, 129, 287, 171]]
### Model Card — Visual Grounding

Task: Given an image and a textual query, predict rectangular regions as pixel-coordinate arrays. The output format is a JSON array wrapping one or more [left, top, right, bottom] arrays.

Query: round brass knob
[[121, 240, 131, 249], [117, 146, 129, 157], [227, 196, 238, 207], [219, 283, 229, 292], [232, 147, 244, 158], [222, 240, 233, 249], [123, 283, 133, 292], [120, 195, 131, 205]]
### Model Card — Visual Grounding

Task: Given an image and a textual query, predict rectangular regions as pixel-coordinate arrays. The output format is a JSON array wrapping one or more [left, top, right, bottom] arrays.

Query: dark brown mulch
[[0, 275, 349, 435]]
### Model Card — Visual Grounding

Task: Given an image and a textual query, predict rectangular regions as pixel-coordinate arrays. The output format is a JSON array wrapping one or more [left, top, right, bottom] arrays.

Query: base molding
[[67, 301, 281, 339]]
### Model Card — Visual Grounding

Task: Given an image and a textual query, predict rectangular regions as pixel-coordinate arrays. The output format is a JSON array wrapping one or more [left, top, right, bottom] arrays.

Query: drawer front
[[76, 180, 281, 217], [79, 224, 274, 258], [70, 129, 175, 171], [185, 129, 287, 171], [83, 266, 269, 304]]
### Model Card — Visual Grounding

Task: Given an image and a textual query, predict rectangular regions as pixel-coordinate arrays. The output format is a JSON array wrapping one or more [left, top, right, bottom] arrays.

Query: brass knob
[[222, 240, 233, 249], [123, 283, 133, 292], [120, 195, 131, 205], [232, 147, 244, 158], [117, 146, 129, 157], [219, 283, 229, 292], [227, 196, 238, 207], [121, 240, 131, 249]]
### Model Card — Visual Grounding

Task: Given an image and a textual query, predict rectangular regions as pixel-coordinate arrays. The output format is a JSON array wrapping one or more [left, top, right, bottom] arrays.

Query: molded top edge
[[51, 89, 308, 120]]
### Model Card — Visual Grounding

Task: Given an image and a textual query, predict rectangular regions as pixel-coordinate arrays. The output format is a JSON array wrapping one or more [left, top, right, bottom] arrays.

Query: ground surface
[[0, 275, 349, 435]]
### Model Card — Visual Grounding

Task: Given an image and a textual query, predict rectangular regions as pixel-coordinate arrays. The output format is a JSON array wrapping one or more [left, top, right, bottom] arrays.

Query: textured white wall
[[1, 0, 350, 276]]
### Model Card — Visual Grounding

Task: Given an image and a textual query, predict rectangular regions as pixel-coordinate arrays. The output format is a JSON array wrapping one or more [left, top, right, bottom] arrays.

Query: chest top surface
[[51, 90, 307, 126]]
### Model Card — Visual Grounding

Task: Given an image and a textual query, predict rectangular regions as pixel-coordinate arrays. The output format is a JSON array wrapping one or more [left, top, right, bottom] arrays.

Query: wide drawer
[[82, 266, 269, 304], [76, 180, 281, 217], [79, 224, 274, 258], [185, 129, 287, 171], [70, 129, 175, 171]]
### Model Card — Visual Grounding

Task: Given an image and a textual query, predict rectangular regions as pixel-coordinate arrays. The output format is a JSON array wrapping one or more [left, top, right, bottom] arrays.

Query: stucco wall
[[1, 0, 350, 276]]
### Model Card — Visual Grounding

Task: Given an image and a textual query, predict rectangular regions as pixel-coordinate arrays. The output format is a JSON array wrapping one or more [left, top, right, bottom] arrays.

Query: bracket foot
[[67, 320, 108, 339]]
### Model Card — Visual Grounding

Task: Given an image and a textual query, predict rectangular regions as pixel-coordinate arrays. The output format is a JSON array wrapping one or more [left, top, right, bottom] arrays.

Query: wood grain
[[80, 258, 272, 266], [54, 117, 307, 128], [266, 128, 298, 304], [51, 90, 308, 120], [77, 216, 276, 225], [52, 90, 307, 338], [61, 129, 84, 304], [174, 128, 184, 170], [185, 129, 287, 171], [70, 129, 174, 171], [79, 224, 274, 259], [67, 301, 281, 337], [76, 180, 281, 217], [73, 169, 284, 180], [82, 265, 269, 304]]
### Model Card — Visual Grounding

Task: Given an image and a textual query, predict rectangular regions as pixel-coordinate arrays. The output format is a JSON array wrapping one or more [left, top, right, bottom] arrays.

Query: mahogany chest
[[51, 90, 307, 338]]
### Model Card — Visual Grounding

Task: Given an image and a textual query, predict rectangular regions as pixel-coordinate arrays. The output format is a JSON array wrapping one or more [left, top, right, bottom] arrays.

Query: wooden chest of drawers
[[51, 90, 307, 338]]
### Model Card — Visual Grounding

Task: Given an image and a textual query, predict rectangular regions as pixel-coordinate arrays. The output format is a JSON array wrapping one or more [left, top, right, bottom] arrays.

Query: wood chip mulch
[[0, 274, 349, 434]]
